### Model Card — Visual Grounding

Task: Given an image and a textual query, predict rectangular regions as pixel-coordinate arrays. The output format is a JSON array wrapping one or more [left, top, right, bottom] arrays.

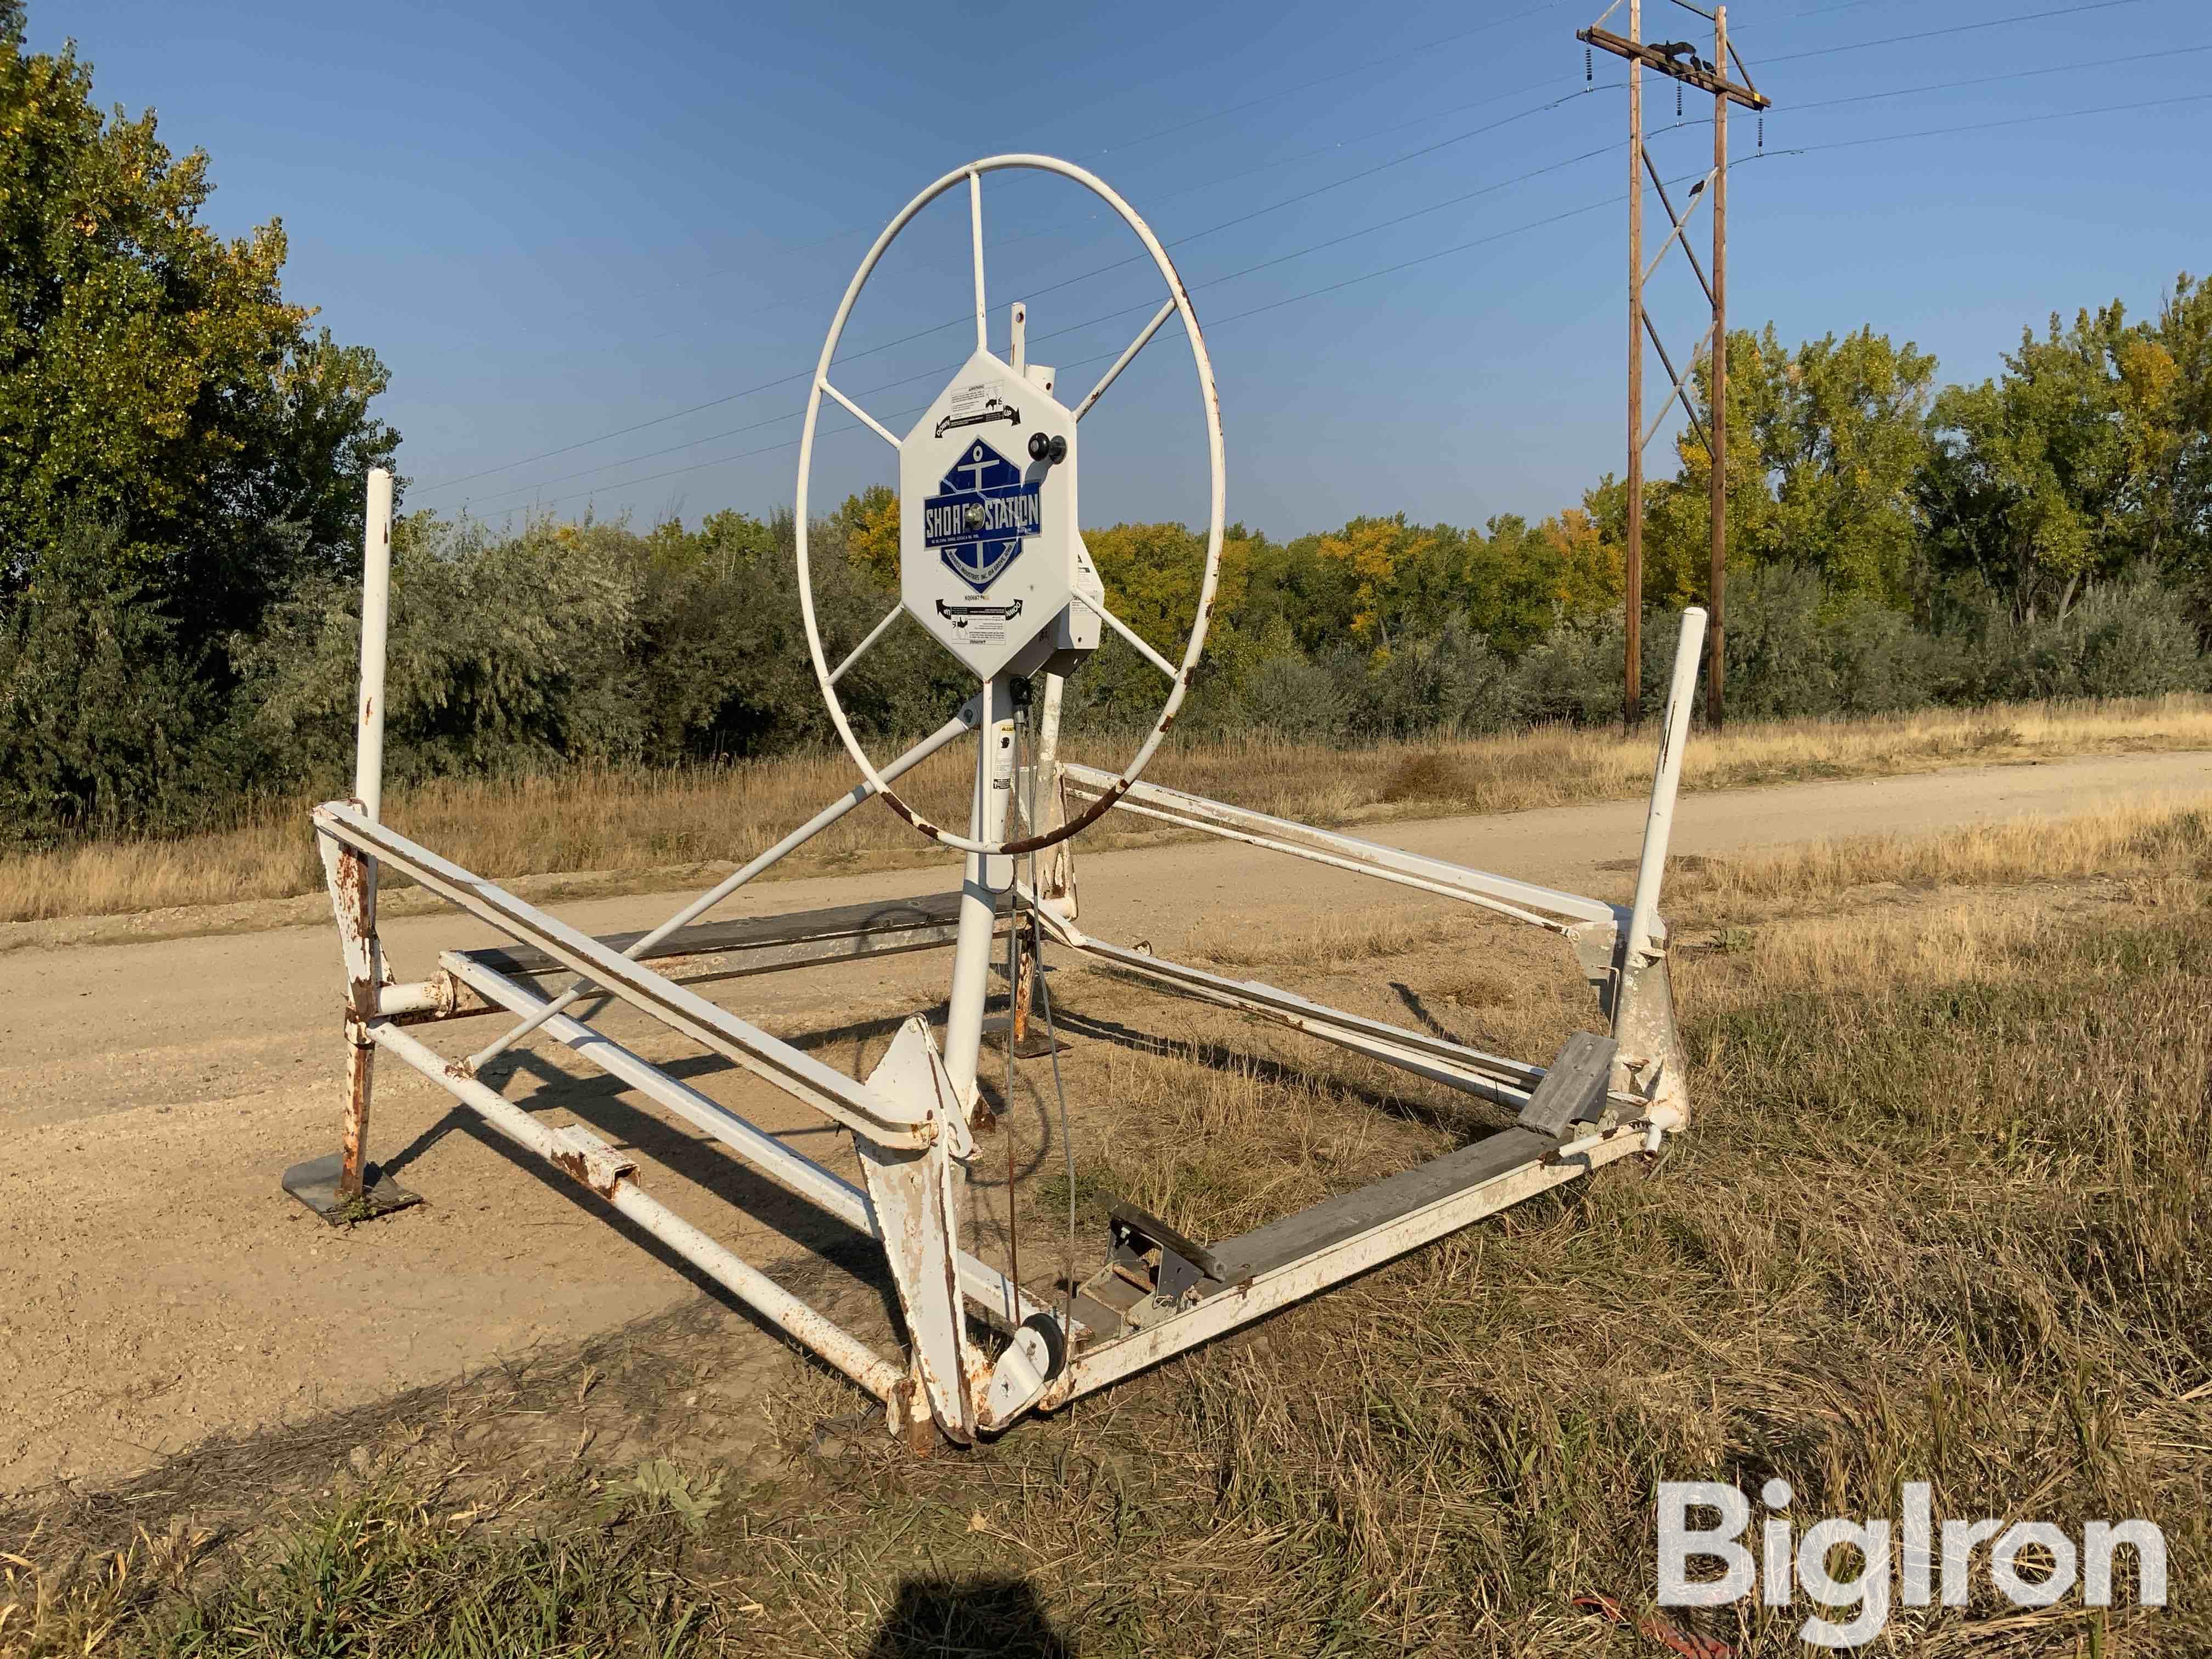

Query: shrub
[[1946, 568, 2209, 702], [1354, 618, 1511, 740], [0, 524, 233, 840], [1230, 652, 1352, 741]]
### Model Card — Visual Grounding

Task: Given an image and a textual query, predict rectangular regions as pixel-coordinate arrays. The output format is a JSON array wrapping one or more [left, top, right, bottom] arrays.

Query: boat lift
[[285, 155, 1705, 1446]]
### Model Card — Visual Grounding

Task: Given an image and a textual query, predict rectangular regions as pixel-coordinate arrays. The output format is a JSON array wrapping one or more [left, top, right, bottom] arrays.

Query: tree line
[[3, 7, 2209, 843]]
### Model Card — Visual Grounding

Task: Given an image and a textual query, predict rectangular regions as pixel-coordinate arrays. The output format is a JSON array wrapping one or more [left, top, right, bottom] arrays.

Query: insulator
[[1675, 82, 1683, 118], [1757, 114, 1764, 149], [1585, 44, 1593, 82]]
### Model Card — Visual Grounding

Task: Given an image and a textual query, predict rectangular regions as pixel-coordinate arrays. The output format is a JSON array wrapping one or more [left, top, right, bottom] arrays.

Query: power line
[[498, 176, 1703, 520], [470, 29, 2191, 509], [978, 75, 1589, 263], [461, 119, 1661, 512], [1763, 0, 2151, 64], [1790, 42, 2212, 109], [508, 71, 1599, 377], [1746, 86, 2212, 156], [1084, 1, 1566, 156], [591, 10, 1575, 264], [416, 38, 1586, 496], [471, 70, 2209, 512], [505, 82, 2211, 521], [432, 80, 1612, 502], [421, 0, 2180, 504]]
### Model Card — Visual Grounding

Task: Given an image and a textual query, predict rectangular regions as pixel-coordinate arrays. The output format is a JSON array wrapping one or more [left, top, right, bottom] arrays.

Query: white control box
[[899, 351, 1099, 680]]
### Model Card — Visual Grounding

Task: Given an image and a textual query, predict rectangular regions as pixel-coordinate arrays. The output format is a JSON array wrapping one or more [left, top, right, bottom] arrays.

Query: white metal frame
[[294, 159, 1707, 1449]]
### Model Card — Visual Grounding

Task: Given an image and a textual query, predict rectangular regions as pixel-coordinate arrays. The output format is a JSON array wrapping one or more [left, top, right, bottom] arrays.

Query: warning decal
[[922, 439, 1040, 593]]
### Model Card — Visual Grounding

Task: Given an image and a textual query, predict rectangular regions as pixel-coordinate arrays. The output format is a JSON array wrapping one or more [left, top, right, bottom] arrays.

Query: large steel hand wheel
[[793, 154, 1224, 858]]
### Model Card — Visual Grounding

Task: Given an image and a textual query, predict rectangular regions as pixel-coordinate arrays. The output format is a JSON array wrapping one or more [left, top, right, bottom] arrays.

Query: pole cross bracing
[[282, 156, 1708, 1448]]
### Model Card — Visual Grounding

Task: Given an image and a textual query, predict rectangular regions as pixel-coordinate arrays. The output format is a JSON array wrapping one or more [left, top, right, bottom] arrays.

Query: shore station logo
[[1659, 1481, 2166, 1648], [922, 439, 1041, 592]]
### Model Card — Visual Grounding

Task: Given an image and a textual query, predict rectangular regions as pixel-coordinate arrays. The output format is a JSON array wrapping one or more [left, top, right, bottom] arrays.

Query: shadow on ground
[[862, 1575, 1072, 1658]]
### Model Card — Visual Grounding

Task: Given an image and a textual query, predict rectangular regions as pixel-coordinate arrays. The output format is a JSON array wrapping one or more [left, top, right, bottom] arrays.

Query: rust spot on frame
[[551, 1147, 630, 1200]]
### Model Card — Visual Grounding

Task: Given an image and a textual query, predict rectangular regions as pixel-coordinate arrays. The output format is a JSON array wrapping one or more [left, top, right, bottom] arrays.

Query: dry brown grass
[[1677, 792, 2212, 912], [1193, 908, 1435, 973], [6, 694, 2210, 927], [6, 802, 2208, 1656]]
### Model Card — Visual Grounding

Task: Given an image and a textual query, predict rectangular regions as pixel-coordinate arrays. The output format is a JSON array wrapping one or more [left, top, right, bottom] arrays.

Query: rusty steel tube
[[366, 1020, 905, 1402], [340, 1030, 374, 1201], [334, 840, 380, 1202]]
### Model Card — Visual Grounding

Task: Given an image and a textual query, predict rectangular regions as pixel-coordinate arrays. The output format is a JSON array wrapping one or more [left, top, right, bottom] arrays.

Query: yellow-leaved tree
[[1313, 515, 1447, 653]]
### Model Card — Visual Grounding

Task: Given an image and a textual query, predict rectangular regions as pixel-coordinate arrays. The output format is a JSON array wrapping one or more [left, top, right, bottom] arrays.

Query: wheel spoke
[[1074, 299, 1176, 422], [1076, 594, 1178, 680], [968, 170, 988, 352], [830, 603, 906, 685], [819, 379, 901, 448]]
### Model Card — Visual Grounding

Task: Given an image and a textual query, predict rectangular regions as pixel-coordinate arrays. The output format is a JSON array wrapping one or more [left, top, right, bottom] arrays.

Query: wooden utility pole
[[1708, 5, 1728, 726], [1577, 2, 1768, 730], [1624, 0, 1644, 728]]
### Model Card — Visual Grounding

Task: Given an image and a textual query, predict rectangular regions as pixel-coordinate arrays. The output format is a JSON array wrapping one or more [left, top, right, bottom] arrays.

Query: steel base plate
[[281, 1153, 422, 1224], [983, 1028, 1069, 1059]]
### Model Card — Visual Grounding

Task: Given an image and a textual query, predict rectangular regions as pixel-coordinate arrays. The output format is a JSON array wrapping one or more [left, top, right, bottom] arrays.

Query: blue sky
[[36, 0, 2212, 540]]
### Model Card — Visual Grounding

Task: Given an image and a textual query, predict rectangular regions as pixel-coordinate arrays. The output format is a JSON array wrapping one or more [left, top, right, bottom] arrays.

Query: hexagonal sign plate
[[900, 350, 1079, 680]]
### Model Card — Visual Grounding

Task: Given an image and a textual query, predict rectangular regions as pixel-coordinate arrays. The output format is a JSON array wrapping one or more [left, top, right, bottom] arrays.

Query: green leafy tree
[[1919, 300, 2191, 622], [1076, 521, 1262, 725], [2149, 274, 2212, 584], [837, 484, 900, 586], [0, 2, 397, 645], [0, 520, 223, 833], [1312, 514, 1459, 652], [1652, 325, 1937, 606]]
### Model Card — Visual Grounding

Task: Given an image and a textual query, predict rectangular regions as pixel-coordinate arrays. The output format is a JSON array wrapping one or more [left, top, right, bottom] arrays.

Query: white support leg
[[1030, 672, 1076, 915], [1623, 606, 1706, 970], [858, 1018, 984, 1443], [332, 467, 396, 1206], [1611, 607, 1705, 1127]]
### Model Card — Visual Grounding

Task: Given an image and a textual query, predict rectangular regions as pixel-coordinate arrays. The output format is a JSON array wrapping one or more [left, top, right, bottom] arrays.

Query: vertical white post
[[1010, 302, 1026, 376], [1624, 607, 1706, 968], [354, 467, 395, 820], [335, 465, 395, 1205], [1030, 672, 1073, 911], [968, 171, 988, 354], [944, 676, 1015, 1110]]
